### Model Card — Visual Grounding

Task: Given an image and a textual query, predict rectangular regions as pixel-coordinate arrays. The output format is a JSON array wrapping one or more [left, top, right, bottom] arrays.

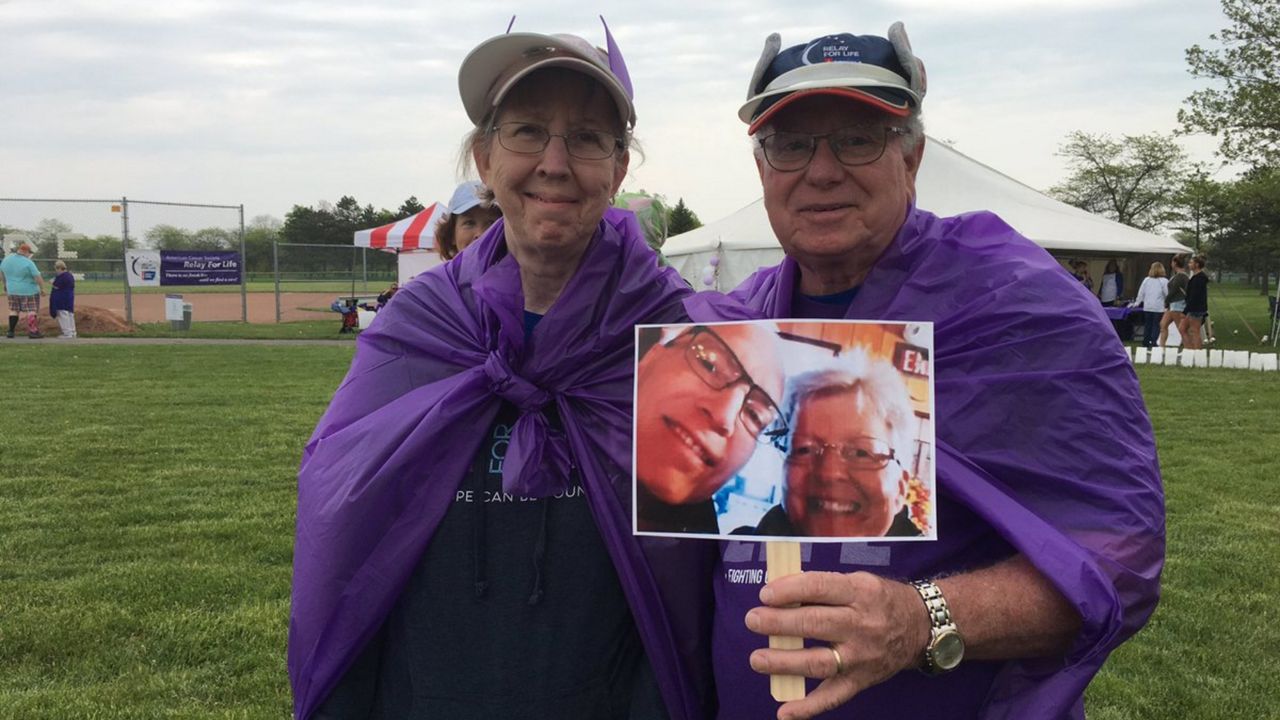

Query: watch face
[[933, 631, 965, 670]]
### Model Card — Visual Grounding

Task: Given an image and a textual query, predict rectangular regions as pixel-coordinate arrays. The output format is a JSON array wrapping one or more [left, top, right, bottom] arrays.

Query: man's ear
[[903, 139, 925, 200]]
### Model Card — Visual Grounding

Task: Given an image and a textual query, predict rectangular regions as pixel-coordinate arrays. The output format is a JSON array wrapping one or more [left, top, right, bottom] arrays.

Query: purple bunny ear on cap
[[600, 16, 633, 98]]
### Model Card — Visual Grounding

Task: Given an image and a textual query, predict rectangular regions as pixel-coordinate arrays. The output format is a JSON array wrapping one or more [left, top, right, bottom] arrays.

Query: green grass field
[[0, 347, 1276, 719], [107, 321, 357, 341]]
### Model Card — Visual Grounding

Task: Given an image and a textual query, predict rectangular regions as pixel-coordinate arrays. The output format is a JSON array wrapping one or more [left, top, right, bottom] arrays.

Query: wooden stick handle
[[765, 541, 805, 702]]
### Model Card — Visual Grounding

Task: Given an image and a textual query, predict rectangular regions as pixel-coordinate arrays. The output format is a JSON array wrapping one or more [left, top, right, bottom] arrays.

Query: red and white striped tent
[[353, 203, 448, 251]]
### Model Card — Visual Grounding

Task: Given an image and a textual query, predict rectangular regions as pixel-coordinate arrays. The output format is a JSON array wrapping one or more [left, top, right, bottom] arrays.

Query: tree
[[667, 198, 702, 236], [190, 227, 236, 251], [243, 216, 282, 275], [1169, 165, 1225, 252], [279, 198, 398, 278], [1049, 131, 1190, 232], [1214, 167, 1280, 294], [146, 224, 192, 250], [614, 190, 671, 253], [1179, 0, 1280, 164], [397, 196, 426, 218], [29, 218, 74, 257]]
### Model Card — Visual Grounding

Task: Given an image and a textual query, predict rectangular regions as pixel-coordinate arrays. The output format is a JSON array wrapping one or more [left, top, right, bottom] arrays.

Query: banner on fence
[[126, 250, 161, 287], [127, 250, 242, 287]]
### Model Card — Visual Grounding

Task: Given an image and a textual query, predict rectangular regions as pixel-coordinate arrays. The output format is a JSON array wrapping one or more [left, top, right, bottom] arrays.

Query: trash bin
[[171, 303, 193, 331]]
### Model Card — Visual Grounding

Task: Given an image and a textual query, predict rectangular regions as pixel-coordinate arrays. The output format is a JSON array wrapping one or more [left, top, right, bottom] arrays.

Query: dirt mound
[[37, 306, 135, 336]]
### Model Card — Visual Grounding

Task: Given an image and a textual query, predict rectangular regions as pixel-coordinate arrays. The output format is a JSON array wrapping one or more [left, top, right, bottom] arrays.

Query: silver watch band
[[911, 579, 963, 674]]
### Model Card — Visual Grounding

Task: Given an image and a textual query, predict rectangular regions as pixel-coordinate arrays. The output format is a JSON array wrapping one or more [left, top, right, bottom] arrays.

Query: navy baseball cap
[[740, 23, 926, 134]]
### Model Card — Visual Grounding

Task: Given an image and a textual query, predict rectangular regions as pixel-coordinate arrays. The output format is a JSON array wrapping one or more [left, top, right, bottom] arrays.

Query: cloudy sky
[[1, 0, 1232, 237]]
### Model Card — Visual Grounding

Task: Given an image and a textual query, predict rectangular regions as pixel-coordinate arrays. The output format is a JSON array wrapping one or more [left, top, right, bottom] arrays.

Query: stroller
[[331, 299, 360, 334]]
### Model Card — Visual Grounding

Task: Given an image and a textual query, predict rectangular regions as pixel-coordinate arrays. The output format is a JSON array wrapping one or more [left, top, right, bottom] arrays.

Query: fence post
[[239, 204, 247, 323], [121, 196, 132, 325], [273, 240, 281, 324]]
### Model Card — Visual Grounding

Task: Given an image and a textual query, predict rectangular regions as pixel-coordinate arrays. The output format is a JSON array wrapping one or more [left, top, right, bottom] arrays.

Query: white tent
[[664, 138, 1191, 290], [353, 203, 448, 283]]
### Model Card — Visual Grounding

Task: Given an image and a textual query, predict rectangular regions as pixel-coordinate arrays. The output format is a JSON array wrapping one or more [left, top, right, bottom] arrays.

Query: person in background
[[49, 259, 76, 338], [375, 281, 398, 311], [1159, 253, 1189, 347], [634, 323, 785, 534], [1071, 260, 1094, 292], [1, 241, 45, 339], [684, 22, 1163, 720], [434, 180, 503, 260], [290, 22, 713, 720], [1181, 255, 1210, 350], [1097, 258, 1123, 306], [1132, 262, 1169, 349]]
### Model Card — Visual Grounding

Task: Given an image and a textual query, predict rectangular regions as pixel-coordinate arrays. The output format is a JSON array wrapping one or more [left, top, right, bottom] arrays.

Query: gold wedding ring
[[829, 645, 844, 675]]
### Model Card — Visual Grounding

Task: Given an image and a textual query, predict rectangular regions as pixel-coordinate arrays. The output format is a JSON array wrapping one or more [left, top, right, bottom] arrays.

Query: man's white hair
[[778, 347, 914, 467]]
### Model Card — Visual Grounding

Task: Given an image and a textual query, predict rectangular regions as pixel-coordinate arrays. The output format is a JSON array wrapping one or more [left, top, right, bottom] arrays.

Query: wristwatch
[[911, 579, 965, 675]]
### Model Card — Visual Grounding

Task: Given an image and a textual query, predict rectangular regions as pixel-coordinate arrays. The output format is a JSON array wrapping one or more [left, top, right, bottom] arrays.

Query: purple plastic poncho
[[289, 209, 716, 720], [686, 206, 1165, 719]]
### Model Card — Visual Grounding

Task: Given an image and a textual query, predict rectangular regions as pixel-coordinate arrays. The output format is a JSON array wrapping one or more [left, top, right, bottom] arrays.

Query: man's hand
[[744, 571, 928, 720]]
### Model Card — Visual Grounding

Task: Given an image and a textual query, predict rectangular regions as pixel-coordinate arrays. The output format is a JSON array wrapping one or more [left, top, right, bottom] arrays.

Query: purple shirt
[[686, 205, 1164, 719], [50, 271, 75, 314]]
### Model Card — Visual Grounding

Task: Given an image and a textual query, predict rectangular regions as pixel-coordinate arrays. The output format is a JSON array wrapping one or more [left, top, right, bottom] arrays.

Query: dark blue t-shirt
[[315, 402, 667, 719]]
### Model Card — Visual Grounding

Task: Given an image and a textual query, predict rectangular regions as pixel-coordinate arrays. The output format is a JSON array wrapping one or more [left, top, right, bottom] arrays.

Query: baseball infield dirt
[[75, 292, 339, 324]]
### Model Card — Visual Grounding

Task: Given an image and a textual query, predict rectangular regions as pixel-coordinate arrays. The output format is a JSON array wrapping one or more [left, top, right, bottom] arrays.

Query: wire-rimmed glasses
[[758, 125, 910, 172], [490, 122, 624, 160], [785, 436, 898, 470]]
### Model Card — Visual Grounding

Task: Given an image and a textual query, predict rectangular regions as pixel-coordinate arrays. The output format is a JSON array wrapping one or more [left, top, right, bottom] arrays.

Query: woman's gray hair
[[778, 347, 914, 466], [54, 260, 67, 271]]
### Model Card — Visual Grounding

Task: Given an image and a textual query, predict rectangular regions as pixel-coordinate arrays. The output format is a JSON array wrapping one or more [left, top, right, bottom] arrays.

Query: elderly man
[[1, 241, 45, 339], [635, 323, 785, 533], [739, 351, 919, 539], [687, 24, 1164, 720]]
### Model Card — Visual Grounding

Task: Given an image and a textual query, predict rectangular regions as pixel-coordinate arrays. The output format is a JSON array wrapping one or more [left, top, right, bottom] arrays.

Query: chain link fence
[[271, 242, 395, 323], [1, 197, 245, 324]]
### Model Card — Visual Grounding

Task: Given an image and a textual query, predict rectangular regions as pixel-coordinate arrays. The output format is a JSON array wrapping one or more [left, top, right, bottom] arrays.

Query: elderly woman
[[288, 22, 711, 720], [740, 352, 921, 538], [49, 260, 77, 338]]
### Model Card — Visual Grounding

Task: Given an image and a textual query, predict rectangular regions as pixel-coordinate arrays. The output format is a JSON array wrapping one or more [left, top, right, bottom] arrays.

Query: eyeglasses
[[758, 125, 911, 172], [676, 325, 786, 440], [785, 437, 897, 470], [489, 122, 624, 160]]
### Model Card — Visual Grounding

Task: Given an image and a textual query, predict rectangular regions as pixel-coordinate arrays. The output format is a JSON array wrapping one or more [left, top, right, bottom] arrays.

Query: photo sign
[[126, 250, 242, 287], [633, 320, 937, 543]]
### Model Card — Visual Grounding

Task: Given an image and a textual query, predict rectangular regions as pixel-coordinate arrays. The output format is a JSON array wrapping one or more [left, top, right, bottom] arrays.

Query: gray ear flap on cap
[[888, 21, 926, 101], [747, 33, 782, 99]]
